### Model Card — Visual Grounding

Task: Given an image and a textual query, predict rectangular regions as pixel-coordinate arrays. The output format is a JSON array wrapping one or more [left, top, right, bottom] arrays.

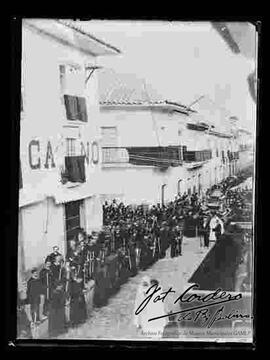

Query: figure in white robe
[[209, 215, 224, 241], [133, 276, 167, 339]]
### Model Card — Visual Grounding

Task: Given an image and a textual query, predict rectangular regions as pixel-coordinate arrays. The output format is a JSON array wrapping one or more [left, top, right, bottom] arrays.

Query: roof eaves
[[100, 100, 165, 106], [99, 100, 192, 115], [58, 20, 122, 55], [165, 100, 197, 113]]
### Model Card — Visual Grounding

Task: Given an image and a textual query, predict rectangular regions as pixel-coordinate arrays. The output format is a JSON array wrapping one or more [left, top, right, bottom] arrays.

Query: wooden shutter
[[77, 96, 88, 122], [64, 95, 78, 120]]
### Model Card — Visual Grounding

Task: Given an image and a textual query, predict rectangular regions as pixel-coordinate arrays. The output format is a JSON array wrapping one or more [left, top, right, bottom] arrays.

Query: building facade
[[19, 20, 120, 278], [97, 70, 241, 207]]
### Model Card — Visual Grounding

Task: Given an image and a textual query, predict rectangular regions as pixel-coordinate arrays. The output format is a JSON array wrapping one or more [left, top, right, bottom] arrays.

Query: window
[[216, 148, 219, 157], [59, 64, 87, 122], [63, 140, 86, 184], [59, 63, 84, 94], [65, 200, 82, 243], [64, 95, 88, 122], [64, 156, 86, 183], [66, 138, 76, 156], [101, 127, 118, 147]]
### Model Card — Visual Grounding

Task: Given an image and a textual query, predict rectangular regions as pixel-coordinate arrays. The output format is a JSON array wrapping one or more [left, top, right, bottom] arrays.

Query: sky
[[78, 20, 257, 132]]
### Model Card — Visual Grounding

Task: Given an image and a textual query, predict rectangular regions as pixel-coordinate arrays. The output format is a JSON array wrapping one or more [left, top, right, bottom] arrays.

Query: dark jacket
[[26, 277, 42, 305], [39, 268, 53, 297], [45, 251, 61, 264]]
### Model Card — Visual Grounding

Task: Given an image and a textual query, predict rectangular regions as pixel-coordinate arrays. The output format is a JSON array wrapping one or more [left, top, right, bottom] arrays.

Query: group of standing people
[[18, 244, 88, 338], [19, 177, 246, 339]]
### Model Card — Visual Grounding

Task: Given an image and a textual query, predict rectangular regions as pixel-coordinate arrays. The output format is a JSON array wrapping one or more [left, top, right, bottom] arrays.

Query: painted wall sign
[[28, 140, 41, 169], [28, 139, 100, 170], [44, 141, 56, 169]]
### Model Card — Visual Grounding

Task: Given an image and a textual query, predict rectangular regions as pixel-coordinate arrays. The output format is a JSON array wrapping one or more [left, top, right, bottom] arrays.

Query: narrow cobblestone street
[[60, 236, 213, 340]]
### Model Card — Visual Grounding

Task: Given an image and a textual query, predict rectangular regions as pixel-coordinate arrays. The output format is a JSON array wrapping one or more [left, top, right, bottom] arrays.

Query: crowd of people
[[17, 243, 88, 338], [17, 174, 253, 339]]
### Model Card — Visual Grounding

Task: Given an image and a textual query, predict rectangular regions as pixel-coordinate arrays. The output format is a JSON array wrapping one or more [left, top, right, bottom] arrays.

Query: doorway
[[65, 200, 83, 245]]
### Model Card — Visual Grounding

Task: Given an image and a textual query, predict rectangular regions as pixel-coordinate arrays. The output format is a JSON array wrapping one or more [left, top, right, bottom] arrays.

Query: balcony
[[227, 151, 239, 162], [102, 146, 183, 167], [183, 149, 212, 162], [187, 122, 210, 131], [182, 149, 212, 170], [102, 147, 129, 164], [61, 156, 86, 184]]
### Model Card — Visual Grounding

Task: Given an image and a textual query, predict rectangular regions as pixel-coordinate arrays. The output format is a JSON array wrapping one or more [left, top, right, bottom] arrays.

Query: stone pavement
[[60, 236, 213, 340]]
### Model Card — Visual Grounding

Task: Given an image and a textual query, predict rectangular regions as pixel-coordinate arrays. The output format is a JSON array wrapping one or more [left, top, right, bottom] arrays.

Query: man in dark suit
[[213, 220, 222, 241], [39, 260, 53, 316], [170, 226, 178, 258], [26, 268, 45, 323]]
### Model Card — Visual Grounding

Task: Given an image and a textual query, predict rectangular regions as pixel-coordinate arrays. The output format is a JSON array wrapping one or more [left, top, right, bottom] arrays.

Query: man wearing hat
[[86, 233, 100, 280], [159, 222, 168, 259], [113, 225, 122, 252], [170, 225, 178, 258], [39, 260, 53, 317], [45, 246, 62, 264]]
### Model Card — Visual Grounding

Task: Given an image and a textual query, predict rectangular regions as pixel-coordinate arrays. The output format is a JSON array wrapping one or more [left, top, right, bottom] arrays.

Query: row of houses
[[97, 68, 246, 206], [18, 19, 253, 277]]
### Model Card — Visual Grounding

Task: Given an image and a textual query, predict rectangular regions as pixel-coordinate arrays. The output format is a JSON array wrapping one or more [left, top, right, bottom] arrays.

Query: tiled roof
[[98, 68, 164, 105], [98, 69, 194, 113]]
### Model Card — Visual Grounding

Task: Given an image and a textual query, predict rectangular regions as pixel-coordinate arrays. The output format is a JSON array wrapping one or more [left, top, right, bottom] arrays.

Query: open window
[[59, 63, 88, 123], [64, 95, 88, 122], [61, 138, 86, 184]]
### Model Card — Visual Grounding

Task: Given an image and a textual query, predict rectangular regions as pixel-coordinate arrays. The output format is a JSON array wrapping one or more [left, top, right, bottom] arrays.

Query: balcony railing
[[183, 149, 212, 162], [102, 146, 184, 167], [227, 151, 239, 162], [102, 147, 130, 164], [239, 144, 252, 152]]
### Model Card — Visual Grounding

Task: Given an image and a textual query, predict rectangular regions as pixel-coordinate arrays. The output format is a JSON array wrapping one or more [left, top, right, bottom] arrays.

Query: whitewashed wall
[[84, 195, 103, 232], [19, 21, 105, 274], [19, 199, 65, 271], [100, 156, 228, 206], [99, 105, 236, 206], [21, 21, 102, 205], [99, 106, 234, 153]]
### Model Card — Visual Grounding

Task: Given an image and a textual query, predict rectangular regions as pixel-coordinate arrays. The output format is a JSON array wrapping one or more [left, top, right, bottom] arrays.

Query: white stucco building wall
[[19, 19, 120, 278], [98, 103, 238, 206]]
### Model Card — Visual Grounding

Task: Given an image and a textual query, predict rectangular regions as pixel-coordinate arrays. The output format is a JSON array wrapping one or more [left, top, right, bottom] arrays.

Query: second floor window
[[64, 95, 88, 122], [101, 127, 118, 147]]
